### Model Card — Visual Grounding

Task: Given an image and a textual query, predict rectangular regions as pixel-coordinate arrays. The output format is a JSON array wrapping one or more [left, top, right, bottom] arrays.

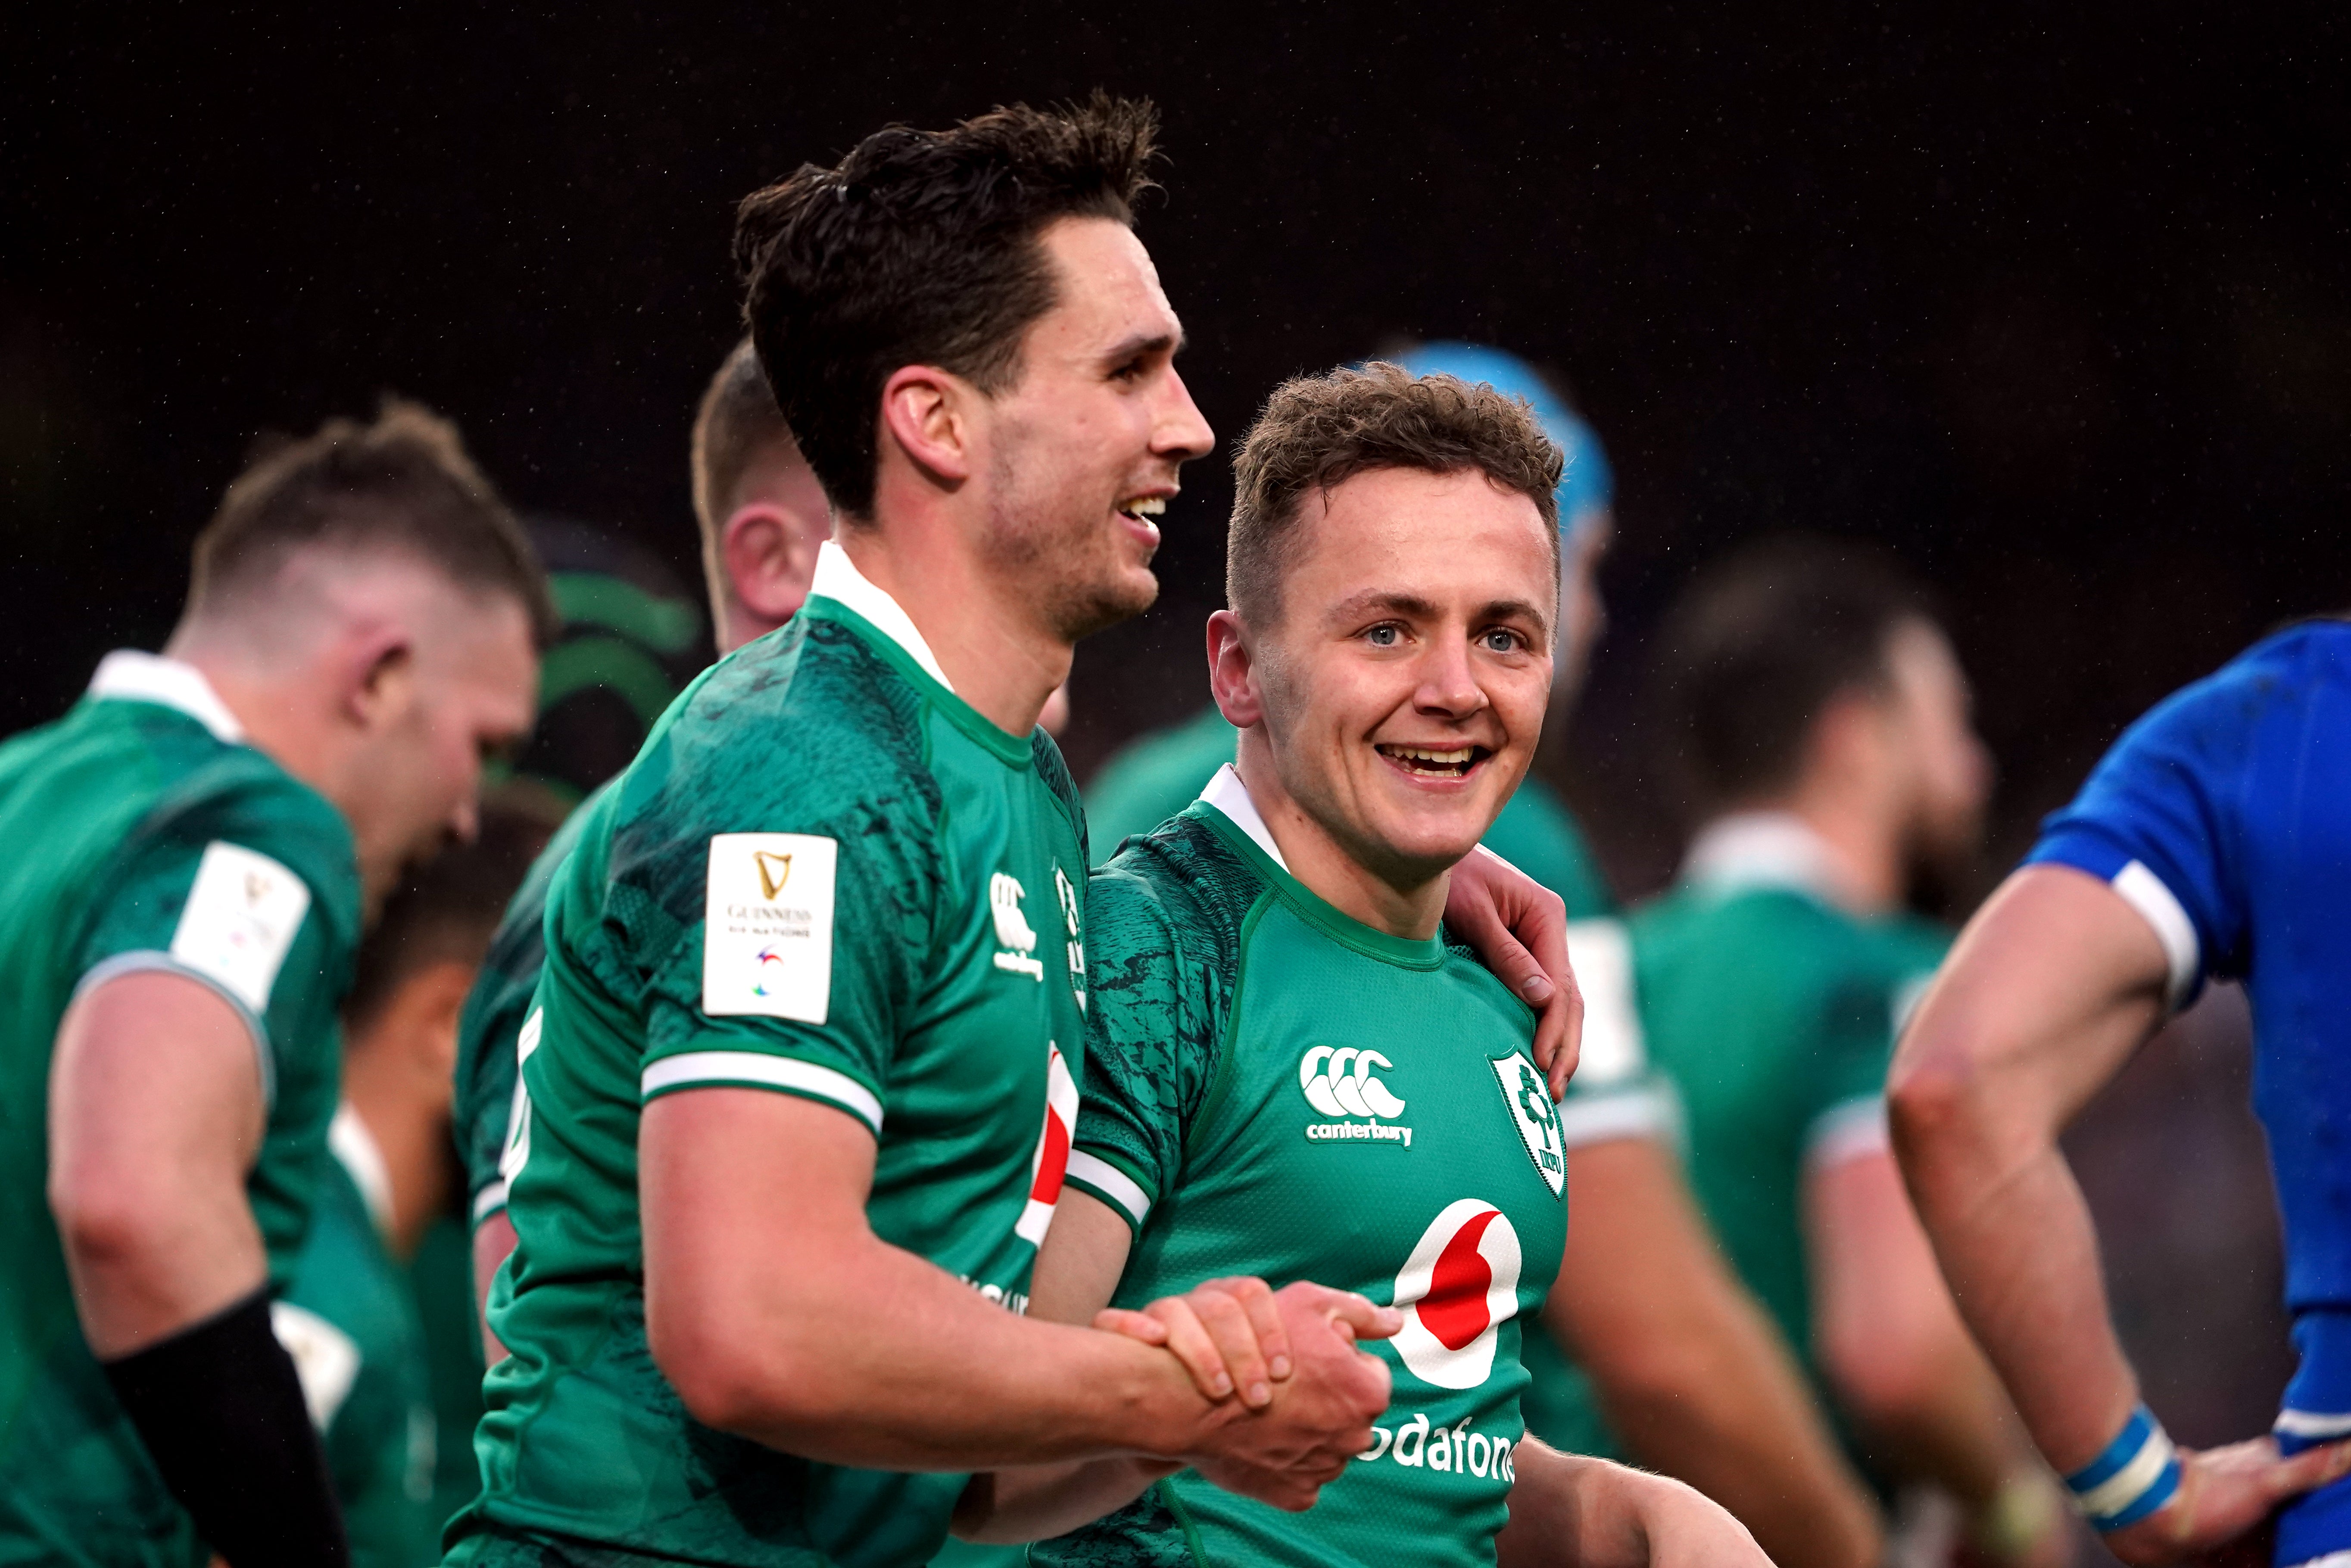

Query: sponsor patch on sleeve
[[167, 841, 312, 1014], [702, 833, 838, 1024]]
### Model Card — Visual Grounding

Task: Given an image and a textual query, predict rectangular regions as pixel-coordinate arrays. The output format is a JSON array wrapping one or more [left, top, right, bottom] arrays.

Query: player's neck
[[1760, 781, 1904, 916], [1232, 739, 1449, 940], [833, 518, 1067, 740], [160, 638, 349, 798]]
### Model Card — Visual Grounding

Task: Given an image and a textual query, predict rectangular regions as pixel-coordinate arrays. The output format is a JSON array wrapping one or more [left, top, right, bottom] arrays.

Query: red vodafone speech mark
[[1419, 1209, 1501, 1350], [1030, 1098, 1071, 1205]]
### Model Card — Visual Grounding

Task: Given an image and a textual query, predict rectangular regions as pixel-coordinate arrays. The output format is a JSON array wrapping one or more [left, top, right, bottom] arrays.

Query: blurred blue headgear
[[1389, 342, 1613, 542]]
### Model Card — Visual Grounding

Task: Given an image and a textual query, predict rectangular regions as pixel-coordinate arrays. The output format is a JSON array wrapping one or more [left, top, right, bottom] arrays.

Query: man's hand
[[1618, 1470, 1772, 1568], [1446, 848, 1581, 1097], [1096, 1276, 1397, 1411], [1175, 1281, 1397, 1511], [1499, 1440, 1771, 1568], [2100, 1437, 2351, 1566]]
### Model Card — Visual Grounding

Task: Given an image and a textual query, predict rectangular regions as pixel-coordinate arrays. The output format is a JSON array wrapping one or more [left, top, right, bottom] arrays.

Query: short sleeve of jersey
[[628, 768, 942, 1137], [72, 770, 356, 1108], [1064, 865, 1225, 1235], [1798, 968, 1902, 1167], [1555, 918, 1678, 1149], [2024, 662, 2262, 1007]]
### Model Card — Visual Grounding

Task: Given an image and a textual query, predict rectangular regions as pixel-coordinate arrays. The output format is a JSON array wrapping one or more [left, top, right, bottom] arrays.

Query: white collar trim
[[328, 1104, 396, 1239], [808, 540, 956, 694], [1197, 763, 1290, 871], [87, 651, 246, 744], [1682, 811, 1844, 902]]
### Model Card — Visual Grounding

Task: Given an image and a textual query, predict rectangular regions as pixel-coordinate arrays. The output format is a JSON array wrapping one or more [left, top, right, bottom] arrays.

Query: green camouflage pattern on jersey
[[0, 675, 360, 1566], [449, 591, 1089, 1568], [1049, 802, 1568, 1568]]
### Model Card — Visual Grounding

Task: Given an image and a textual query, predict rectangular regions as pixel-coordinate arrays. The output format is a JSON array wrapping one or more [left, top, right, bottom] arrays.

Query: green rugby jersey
[[1046, 767, 1570, 1568], [0, 651, 361, 1565], [449, 544, 1090, 1568], [1082, 708, 1615, 920], [281, 1110, 439, 1568], [1632, 812, 1949, 1383], [454, 787, 602, 1225]]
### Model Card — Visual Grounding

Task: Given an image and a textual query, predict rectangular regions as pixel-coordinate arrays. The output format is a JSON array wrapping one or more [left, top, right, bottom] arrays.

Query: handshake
[[1097, 1276, 1402, 1512]]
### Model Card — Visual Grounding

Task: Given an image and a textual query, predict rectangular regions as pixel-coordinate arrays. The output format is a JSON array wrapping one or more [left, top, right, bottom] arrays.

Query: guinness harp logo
[[754, 851, 792, 901]]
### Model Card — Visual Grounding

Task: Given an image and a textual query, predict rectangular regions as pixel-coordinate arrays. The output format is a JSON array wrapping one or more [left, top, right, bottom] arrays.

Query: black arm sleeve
[[102, 1286, 350, 1568]]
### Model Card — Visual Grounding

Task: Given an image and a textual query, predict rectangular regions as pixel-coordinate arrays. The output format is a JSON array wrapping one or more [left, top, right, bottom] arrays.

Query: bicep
[[638, 1086, 879, 1366], [1893, 865, 2172, 1144], [1029, 1190, 1135, 1326], [50, 970, 267, 1210], [1803, 1149, 1957, 1381]]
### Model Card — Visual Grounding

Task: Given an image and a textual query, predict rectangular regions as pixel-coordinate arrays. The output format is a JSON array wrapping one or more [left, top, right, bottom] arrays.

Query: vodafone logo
[[1014, 1043, 1078, 1245], [1391, 1199, 1524, 1389]]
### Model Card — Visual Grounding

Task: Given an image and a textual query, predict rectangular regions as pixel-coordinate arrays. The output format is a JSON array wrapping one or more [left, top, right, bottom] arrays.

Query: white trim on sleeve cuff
[[1805, 1094, 1892, 1170], [1065, 1150, 1151, 1227], [640, 1052, 884, 1133], [2110, 859, 2200, 1008], [1554, 1087, 1675, 1150], [471, 1180, 510, 1224]]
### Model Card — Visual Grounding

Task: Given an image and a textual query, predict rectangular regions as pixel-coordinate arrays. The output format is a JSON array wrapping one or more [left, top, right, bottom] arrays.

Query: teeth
[[1118, 496, 1167, 517], [1381, 745, 1476, 765]]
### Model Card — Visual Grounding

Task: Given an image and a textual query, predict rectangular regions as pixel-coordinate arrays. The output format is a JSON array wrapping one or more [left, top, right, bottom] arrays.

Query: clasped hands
[[1098, 1275, 1400, 1512]]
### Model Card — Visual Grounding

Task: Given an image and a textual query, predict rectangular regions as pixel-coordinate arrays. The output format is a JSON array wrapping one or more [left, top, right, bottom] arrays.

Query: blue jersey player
[[1892, 620, 2351, 1566]]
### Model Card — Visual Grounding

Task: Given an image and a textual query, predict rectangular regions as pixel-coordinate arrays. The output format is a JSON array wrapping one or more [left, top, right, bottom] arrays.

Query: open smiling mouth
[[1375, 743, 1492, 780], [1115, 496, 1166, 524]]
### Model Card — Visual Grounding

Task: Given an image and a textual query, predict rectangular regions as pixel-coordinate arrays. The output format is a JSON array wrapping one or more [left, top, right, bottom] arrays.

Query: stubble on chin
[[983, 487, 1158, 643]]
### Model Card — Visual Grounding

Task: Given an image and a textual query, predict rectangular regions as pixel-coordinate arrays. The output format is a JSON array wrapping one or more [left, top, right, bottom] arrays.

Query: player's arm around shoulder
[[1497, 1438, 1771, 1568]]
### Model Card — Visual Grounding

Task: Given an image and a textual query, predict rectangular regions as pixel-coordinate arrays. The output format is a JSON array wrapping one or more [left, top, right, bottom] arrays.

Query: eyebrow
[[1101, 329, 1182, 367], [1325, 590, 1553, 626]]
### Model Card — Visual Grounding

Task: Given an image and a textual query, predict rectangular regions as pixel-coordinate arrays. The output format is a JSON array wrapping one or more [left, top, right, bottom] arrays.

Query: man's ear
[[1206, 610, 1266, 728], [877, 364, 978, 487], [722, 504, 823, 627], [344, 629, 416, 733]]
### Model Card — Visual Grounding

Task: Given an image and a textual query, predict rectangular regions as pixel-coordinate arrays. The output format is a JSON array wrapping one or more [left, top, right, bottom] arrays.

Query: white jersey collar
[[87, 650, 246, 744], [1197, 763, 1290, 871], [328, 1104, 396, 1240], [807, 540, 956, 694], [1681, 811, 1845, 904]]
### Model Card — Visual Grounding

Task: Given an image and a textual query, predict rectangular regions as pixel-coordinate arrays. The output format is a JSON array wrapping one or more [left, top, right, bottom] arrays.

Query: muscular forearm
[[953, 1456, 1180, 1543], [1893, 1112, 2138, 1473], [655, 1225, 1250, 1472]]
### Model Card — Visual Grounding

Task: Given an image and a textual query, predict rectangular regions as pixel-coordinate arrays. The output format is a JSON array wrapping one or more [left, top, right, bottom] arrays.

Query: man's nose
[[1154, 367, 1216, 462], [1415, 638, 1489, 716]]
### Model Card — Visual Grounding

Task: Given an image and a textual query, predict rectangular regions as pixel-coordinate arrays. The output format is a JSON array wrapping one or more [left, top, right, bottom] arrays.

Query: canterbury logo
[[754, 851, 792, 900], [1299, 1046, 1407, 1120]]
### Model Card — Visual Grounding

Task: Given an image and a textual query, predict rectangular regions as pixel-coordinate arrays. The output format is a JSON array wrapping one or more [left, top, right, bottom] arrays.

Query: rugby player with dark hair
[[1619, 538, 2065, 1563], [984, 363, 1763, 1565], [0, 401, 547, 1567]]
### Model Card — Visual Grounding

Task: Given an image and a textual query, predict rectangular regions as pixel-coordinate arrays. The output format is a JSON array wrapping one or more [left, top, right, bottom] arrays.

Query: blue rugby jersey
[[2025, 619, 2351, 1565]]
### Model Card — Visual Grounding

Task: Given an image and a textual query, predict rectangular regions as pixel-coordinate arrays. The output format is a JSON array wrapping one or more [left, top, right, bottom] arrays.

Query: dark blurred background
[[6, 0, 2333, 1494]]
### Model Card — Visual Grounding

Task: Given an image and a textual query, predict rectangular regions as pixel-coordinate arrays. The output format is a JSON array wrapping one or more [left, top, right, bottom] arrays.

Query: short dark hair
[[1655, 535, 1930, 807], [690, 337, 800, 598], [1226, 361, 1563, 627], [191, 399, 558, 645], [342, 786, 564, 1036], [733, 93, 1160, 519]]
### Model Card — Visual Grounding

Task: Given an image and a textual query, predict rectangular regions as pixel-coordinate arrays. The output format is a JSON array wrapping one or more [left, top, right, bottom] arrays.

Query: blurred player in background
[[1089, 343, 1879, 1564], [282, 795, 557, 1567], [0, 402, 549, 1568], [453, 336, 825, 1359], [1616, 538, 2065, 1564], [993, 362, 1765, 1566], [1894, 616, 2351, 1562]]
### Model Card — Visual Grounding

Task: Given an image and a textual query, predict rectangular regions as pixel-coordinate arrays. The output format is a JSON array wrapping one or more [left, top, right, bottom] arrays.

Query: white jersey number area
[[1391, 1199, 1524, 1389], [703, 833, 838, 1024]]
